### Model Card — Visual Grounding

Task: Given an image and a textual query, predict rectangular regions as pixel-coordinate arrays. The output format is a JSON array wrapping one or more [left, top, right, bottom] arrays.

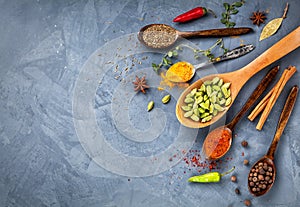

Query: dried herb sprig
[[152, 39, 229, 73], [221, 0, 246, 28]]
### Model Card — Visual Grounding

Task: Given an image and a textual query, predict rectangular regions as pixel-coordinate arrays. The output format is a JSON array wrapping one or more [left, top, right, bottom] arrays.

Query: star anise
[[132, 76, 149, 93], [250, 11, 267, 26]]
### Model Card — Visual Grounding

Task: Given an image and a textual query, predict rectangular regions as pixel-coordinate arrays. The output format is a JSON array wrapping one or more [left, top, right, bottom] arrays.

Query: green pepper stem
[[220, 166, 235, 177]]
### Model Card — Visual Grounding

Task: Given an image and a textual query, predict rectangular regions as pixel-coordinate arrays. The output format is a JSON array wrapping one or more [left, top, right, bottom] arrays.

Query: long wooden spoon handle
[[240, 26, 300, 79], [179, 27, 253, 38], [227, 66, 279, 129], [266, 86, 299, 160]]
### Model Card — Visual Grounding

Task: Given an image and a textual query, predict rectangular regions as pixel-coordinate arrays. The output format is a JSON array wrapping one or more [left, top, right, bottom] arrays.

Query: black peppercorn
[[235, 188, 240, 195]]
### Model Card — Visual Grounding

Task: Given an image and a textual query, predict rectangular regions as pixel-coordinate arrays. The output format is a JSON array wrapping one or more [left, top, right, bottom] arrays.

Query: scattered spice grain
[[235, 188, 240, 195], [241, 140, 248, 147], [231, 175, 237, 182], [244, 199, 251, 206], [243, 159, 249, 165]]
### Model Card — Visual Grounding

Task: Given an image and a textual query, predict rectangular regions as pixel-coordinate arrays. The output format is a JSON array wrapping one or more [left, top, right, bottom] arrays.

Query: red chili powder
[[203, 127, 232, 160]]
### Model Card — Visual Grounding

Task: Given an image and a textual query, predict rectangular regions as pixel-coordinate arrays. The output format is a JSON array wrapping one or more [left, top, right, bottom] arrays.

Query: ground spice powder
[[203, 127, 232, 159], [165, 61, 194, 82]]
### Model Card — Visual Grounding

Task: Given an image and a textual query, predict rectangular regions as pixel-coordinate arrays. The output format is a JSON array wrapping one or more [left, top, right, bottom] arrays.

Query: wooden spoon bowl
[[176, 26, 300, 128], [248, 156, 276, 197]]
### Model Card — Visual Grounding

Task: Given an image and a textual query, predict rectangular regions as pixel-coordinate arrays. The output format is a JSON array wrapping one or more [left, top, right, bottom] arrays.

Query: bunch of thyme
[[220, 0, 246, 28], [152, 39, 228, 73]]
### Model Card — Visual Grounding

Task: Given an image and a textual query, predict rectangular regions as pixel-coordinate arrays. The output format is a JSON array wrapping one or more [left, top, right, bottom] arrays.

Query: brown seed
[[231, 175, 237, 182], [252, 177, 258, 182], [250, 182, 254, 187], [252, 187, 256, 192], [244, 199, 251, 206], [258, 184, 263, 188], [270, 173, 273, 176], [251, 169, 255, 172], [235, 188, 240, 195], [250, 173, 253, 177], [241, 140, 248, 147], [265, 176, 270, 181], [244, 159, 249, 165], [266, 172, 270, 176], [249, 177, 252, 181], [258, 175, 264, 180], [258, 162, 263, 166], [268, 167, 273, 172], [256, 187, 260, 192], [253, 173, 257, 177], [259, 169, 265, 174], [269, 180, 273, 184], [262, 184, 267, 189], [255, 169, 259, 172]]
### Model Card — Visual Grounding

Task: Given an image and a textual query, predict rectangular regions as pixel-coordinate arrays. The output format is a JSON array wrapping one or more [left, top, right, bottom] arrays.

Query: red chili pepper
[[173, 7, 216, 23]]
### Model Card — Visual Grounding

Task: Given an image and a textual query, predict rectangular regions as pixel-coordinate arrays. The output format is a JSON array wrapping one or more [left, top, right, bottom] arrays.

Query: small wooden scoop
[[138, 24, 253, 49], [248, 86, 298, 197], [176, 26, 300, 128]]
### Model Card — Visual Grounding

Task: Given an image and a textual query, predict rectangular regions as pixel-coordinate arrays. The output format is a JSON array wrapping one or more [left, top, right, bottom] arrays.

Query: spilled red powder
[[169, 148, 232, 173]]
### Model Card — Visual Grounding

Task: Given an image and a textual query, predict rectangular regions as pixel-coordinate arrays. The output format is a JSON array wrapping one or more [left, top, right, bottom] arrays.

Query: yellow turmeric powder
[[158, 71, 189, 90], [165, 62, 194, 82]]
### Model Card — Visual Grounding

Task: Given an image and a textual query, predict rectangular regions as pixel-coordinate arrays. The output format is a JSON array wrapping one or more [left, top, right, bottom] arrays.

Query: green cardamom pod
[[212, 77, 220, 84], [181, 105, 191, 111], [162, 94, 171, 104], [147, 101, 154, 112], [191, 114, 200, 122], [225, 97, 232, 106]]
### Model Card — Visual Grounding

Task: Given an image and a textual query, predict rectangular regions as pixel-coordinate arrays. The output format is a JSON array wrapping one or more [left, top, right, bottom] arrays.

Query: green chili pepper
[[188, 166, 235, 183]]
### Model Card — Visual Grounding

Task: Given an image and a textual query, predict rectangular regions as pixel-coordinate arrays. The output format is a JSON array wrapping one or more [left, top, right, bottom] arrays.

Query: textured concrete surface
[[0, 0, 299, 206]]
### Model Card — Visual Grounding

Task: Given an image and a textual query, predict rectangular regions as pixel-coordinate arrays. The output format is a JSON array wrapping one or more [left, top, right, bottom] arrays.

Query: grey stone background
[[0, 0, 299, 206]]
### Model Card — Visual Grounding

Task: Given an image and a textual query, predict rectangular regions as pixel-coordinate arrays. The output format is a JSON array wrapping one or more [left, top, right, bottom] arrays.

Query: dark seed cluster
[[248, 161, 274, 193]]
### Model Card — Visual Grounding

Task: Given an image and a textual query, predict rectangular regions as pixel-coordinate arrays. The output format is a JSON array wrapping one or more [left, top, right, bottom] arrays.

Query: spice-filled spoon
[[176, 26, 300, 128], [138, 24, 253, 49], [202, 66, 279, 160], [248, 86, 298, 197], [166, 44, 255, 82]]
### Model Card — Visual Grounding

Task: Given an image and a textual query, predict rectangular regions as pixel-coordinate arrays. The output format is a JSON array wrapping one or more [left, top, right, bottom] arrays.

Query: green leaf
[[167, 51, 173, 58], [163, 57, 168, 65], [229, 22, 236, 27], [231, 9, 239, 14], [172, 50, 178, 57], [233, 2, 243, 7], [223, 3, 230, 10], [222, 12, 228, 18], [220, 18, 227, 24]]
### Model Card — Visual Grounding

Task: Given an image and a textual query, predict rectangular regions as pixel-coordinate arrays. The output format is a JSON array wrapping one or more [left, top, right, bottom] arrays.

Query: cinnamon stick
[[256, 66, 297, 130], [248, 88, 273, 121]]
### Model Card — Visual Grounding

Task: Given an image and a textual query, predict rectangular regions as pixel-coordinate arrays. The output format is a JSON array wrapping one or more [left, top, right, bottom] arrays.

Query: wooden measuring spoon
[[176, 26, 300, 128], [166, 44, 255, 82], [138, 24, 253, 49], [202, 66, 279, 160], [248, 86, 298, 197]]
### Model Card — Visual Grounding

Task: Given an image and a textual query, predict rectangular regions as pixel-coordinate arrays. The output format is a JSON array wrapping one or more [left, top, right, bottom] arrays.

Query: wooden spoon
[[248, 86, 298, 197], [176, 26, 300, 128], [138, 24, 253, 49], [202, 66, 279, 160]]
